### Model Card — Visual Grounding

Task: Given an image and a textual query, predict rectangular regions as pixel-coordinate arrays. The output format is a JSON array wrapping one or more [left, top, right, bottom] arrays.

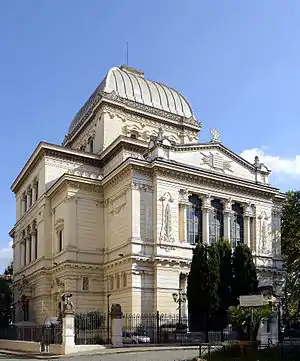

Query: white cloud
[[240, 147, 300, 178], [0, 241, 13, 272]]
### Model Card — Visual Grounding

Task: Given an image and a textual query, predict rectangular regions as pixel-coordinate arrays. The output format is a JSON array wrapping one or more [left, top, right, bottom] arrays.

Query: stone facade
[[10, 65, 284, 324]]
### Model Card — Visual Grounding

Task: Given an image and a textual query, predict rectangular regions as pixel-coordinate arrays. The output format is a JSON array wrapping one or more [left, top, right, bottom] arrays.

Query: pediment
[[169, 144, 258, 182]]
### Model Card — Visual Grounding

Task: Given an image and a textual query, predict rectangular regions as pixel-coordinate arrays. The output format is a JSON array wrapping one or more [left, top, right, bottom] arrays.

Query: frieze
[[152, 167, 277, 200], [65, 180, 103, 194], [131, 182, 154, 192]]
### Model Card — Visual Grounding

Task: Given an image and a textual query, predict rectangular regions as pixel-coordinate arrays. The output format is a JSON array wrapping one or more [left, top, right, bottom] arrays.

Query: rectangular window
[[58, 230, 63, 252], [35, 182, 39, 201], [123, 273, 127, 287], [82, 277, 89, 291], [24, 196, 27, 212]]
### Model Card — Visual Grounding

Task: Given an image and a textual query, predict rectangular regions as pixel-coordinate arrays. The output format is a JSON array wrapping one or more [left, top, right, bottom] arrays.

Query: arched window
[[58, 229, 63, 252], [230, 203, 244, 248], [89, 138, 94, 153], [209, 199, 224, 243], [123, 273, 127, 287], [116, 274, 120, 289], [187, 195, 202, 245], [110, 276, 114, 290]]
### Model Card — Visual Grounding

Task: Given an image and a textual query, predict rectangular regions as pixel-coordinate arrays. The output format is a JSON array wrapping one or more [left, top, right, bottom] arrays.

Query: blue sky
[[1, 0, 300, 270]]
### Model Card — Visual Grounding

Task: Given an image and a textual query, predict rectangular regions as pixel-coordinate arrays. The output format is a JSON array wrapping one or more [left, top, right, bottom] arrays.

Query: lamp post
[[172, 289, 187, 326], [107, 293, 112, 344]]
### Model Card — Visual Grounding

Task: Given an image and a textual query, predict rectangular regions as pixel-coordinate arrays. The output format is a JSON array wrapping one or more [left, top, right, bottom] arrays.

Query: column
[[26, 235, 31, 265], [21, 195, 26, 215], [179, 203, 188, 242], [31, 232, 36, 261], [26, 189, 31, 209], [22, 241, 26, 267], [222, 199, 232, 242], [131, 184, 141, 240], [201, 195, 211, 244], [243, 204, 252, 248], [243, 216, 251, 248], [32, 186, 36, 204]]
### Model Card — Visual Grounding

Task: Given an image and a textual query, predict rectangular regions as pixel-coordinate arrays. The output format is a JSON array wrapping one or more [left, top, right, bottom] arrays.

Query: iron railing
[[121, 312, 237, 345], [74, 311, 107, 345], [0, 325, 62, 344]]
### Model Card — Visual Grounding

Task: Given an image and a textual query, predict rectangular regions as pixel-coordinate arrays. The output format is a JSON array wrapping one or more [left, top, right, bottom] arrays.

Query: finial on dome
[[210, 128, 221, 143]]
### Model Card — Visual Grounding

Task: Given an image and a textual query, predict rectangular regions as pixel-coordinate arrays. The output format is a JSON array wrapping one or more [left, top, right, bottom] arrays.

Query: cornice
[[64, 91, 202, 145], [150, 160, 280, 198], [11, 142, 101, 194]]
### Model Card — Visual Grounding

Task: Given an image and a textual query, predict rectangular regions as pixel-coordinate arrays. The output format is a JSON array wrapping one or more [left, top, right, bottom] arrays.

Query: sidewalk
[[0, 345, 199, 359]]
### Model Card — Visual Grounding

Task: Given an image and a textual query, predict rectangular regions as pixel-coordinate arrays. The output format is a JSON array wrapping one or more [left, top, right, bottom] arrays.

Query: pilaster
[[131, 183, 141, 239]]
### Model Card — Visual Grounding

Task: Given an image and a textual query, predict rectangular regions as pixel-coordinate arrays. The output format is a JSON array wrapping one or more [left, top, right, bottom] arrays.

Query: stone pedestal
[[111, 304, 123, 347], [63, 312, 75, 352]]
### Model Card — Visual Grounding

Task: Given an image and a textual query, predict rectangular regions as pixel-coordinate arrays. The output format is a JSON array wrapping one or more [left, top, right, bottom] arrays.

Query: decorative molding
[[258, 211, 270, 255], [200, 151, 233, 173], [65, 180, 102, 194], [178, 188, 190, 205], [159, 192, 175, 244], [109, 189, 128, 215], [54, 218, 64, 230], [131, 182, 153, 192]]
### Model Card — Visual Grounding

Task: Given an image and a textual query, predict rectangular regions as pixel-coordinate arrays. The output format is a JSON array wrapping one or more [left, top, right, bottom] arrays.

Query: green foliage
[[232, 244, 258, 303], [187, 243, 220, 331], [212, 241, 232, 332], [281, 191, 300, 317], [229, 304, 273, 340], [188, 242, 259, 334], [0, 274, 12, 327]]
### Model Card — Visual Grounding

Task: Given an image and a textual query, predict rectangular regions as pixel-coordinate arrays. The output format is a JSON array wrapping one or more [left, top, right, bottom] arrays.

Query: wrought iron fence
[[0, 325, 62, 344], [121, 312, 237, 345], [74, 311, 107, 345]]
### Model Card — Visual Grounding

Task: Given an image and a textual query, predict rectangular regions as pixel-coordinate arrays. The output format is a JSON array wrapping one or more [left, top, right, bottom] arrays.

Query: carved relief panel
[[159, 192, 175, 244]]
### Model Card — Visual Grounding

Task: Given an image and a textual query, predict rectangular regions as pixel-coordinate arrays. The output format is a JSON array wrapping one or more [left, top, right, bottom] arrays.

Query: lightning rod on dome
[[126, 41, 129, 66]]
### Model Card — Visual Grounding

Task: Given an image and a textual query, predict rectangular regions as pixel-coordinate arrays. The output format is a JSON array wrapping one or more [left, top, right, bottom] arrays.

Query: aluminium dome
[[68, 65, 194, 135]]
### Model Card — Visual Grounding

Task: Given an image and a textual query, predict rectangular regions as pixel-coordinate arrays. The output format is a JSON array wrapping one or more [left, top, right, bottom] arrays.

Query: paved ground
[[0, 349, 198, 361]]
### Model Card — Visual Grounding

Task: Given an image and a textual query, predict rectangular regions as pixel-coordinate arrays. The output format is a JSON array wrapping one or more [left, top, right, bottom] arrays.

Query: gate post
[[61, 293, 75, 354], [111, 304, 123, 347]]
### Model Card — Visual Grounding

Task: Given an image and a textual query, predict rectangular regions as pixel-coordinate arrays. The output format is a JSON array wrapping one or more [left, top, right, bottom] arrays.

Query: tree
[[232, 244, 258, 304], [229, 304, 273, 341], [211, 241, 232, 338], [187, 243, 220, 336], [281, 191, 300, 318], [0, 262, 13, 327]]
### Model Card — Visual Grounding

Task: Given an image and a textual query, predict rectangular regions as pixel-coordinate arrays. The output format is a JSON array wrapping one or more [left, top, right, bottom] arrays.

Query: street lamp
[[172, 289, 187, 326], [107, 293, 112, 344]]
